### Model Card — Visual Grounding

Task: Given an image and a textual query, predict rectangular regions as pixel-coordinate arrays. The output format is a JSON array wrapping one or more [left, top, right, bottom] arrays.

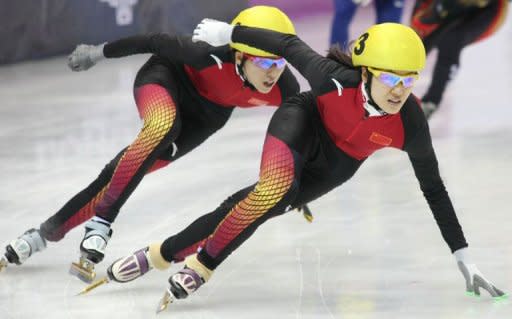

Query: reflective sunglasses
[[244, 54, 287, 70], [368, 67, 419, 88]]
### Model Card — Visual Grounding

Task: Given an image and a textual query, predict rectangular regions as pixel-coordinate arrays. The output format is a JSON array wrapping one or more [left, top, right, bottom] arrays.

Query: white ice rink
[[1, 6, 511, 319]]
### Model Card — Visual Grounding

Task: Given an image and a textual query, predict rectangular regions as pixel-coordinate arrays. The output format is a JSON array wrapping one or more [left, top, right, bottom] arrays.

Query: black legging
[[159, 92, 364, 268], [40, 56, 232, 241]]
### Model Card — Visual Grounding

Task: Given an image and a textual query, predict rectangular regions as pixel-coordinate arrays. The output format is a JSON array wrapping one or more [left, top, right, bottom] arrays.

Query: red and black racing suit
[[157, 26, 469, 268], [39, 34, 299, 242], [411, 0, 509, 105]]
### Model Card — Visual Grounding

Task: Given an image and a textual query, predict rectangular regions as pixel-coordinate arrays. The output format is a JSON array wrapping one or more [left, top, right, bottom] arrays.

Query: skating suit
[[159, 27, 468, 268], [39, 33, 299, 242]]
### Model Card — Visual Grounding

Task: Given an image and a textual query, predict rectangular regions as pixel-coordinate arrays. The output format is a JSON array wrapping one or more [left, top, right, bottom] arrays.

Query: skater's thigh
[[266, 93, 317, 157], [134, 56, 181, 96], [157, 102, 231, 162], [291, 143, 364, 208]]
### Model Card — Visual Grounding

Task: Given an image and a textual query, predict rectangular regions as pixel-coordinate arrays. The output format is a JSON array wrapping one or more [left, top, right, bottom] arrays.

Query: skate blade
[[0, 256, 8, 272], [76, 277, 110, 296], [302, 211, 314, 223], [298, 205, 314, 223], [156, 289, 174, 314], [69, 260, 96, 283]]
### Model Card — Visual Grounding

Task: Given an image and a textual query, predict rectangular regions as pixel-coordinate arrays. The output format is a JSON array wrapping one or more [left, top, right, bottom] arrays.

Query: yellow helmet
[[230, 6, 296, 57], [352, 23, 426, 72]]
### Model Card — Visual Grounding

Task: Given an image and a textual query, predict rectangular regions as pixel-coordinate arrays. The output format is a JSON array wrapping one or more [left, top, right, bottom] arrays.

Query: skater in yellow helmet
[[1, 6, 311, 281], [90, 21, 504, 311]]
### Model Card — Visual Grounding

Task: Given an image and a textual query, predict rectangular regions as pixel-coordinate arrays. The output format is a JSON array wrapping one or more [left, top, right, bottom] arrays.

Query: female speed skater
[[81, 20, 506, 310], [0, 6, 307, 284]]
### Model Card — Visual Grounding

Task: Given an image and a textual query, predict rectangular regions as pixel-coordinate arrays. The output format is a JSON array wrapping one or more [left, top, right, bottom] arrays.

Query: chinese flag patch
[[248, 98, 268, 105], [369, 132, 392, 146]]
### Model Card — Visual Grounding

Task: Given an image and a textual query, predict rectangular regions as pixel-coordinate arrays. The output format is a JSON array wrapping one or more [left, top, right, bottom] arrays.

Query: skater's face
[[362, 67, 417, 114], [235, 51, 286, 94]]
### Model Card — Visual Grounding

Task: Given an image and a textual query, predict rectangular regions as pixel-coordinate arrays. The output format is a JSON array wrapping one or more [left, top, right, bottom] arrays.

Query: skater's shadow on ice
[[2, 264, 55, 276]]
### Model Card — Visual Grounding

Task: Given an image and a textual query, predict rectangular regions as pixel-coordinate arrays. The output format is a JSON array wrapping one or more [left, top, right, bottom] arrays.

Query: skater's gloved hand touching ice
[[192, 19, 234, 47], [67, 43, 106, 71], [453, 247, 507, 298]]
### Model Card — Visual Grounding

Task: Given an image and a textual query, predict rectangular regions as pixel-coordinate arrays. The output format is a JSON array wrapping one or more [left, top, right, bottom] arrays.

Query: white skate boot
[[77, 243, 172, 295], [156, 267, 206, 313], [1, 228, 47, 271], [70, 217, 112, 283], [107, 247, 153, 283], [168, 267, 205, 299], [157, 255, 212, 313]]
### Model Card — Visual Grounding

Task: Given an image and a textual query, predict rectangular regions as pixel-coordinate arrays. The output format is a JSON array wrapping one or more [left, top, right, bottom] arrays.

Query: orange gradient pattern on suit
[[47, 185, 109, 241], [95, 84, 177, 215], [49, 159, 172, 240], [205, 135, 295, 258], [174, 239, 208, 262]]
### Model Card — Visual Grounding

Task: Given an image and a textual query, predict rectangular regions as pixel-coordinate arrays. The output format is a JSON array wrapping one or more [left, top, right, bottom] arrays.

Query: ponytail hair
[[326, 42, 359, 69]]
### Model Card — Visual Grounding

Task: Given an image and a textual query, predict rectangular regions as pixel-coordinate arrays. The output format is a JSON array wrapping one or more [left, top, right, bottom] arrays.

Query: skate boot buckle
[[70, 256, 96, 283]]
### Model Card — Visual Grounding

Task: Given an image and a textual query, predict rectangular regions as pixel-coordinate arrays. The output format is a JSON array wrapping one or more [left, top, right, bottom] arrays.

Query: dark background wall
[[0, 0, 248, 64]]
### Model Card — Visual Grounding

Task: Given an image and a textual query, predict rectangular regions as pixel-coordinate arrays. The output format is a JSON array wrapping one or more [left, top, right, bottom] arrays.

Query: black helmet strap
[[236, 54, 257, 91], [364, 71, 386, 114]]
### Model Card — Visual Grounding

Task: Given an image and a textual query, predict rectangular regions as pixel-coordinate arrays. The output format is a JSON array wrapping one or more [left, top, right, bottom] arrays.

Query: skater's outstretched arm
[[403, 101, 505, 298], [68, 33, 212, 71], [193, 19, 351, 95], [403, 114, 467, 252]]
